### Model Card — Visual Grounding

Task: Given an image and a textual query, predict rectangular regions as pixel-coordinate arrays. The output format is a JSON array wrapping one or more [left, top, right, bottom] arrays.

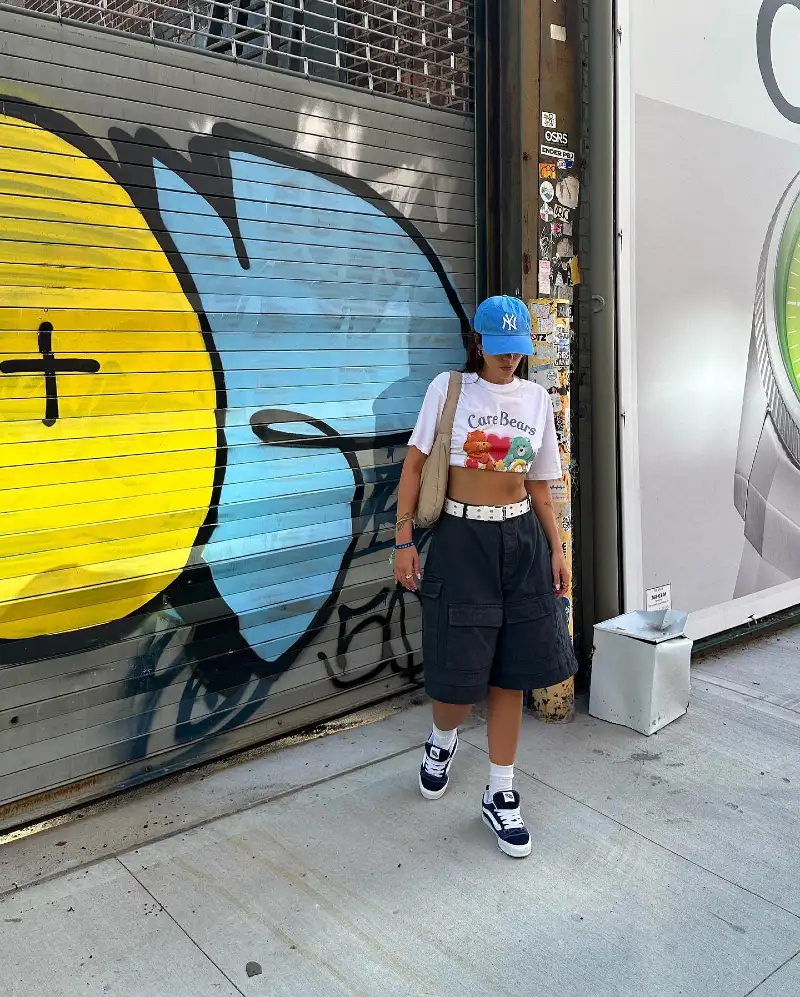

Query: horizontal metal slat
[[0, 673, 419, 829], [0, 146, 476, 224], [0, 58, 475, 168], [0, 611, 423, 743], [0, 668, 421, 810], [0, 539, 421, 678]]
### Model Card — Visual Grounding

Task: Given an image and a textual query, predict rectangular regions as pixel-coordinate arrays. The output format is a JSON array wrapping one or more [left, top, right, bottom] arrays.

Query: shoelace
[[495, 804, 526, 831], [423, 746, 449, 779]]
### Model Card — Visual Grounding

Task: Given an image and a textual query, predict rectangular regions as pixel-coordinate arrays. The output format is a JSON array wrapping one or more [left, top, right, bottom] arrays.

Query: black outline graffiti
[[758, 0, 800, 123], [0, 97, 468, 760], [317, 585, 422, 688], [110, 120, 470, 687], [250, 410, 429, 688]]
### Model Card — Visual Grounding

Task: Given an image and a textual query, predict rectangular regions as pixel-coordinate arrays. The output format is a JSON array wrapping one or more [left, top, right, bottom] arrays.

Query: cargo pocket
[[501, 596, 559, 679], [420, 578, 444, 674], [446, 602, 503, 685]]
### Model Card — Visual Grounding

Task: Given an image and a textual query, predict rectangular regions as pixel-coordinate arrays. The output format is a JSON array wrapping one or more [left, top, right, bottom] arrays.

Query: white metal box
[[589, 611, 692, 736]]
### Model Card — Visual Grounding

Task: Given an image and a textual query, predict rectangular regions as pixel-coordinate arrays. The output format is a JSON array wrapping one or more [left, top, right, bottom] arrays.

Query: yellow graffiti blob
[[0, 115, 217, 638]]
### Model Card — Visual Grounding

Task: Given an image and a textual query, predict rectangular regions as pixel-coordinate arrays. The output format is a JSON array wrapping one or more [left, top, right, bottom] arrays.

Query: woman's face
[[481, 347, 524, 381]]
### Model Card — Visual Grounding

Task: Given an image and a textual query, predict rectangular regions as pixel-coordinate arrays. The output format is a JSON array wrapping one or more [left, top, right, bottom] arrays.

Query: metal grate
[[16, 0, 474, 111]]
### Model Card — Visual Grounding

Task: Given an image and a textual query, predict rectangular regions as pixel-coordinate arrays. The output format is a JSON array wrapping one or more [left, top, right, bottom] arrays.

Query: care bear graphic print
[[462, 430, 536, 472], [408, 372, 563, 483]]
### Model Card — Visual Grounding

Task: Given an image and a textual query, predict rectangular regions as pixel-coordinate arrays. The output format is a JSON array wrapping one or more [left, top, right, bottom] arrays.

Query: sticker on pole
[[542, 111, 557, 128], [540, 181, 555, 203], [645, 584, 672, 612], [541, 143, 575, 161], [556, 175, 580, 210]]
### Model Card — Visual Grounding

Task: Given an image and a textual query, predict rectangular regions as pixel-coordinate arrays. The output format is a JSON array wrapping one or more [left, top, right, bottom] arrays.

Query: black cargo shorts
[[419, 508, 578, 705]]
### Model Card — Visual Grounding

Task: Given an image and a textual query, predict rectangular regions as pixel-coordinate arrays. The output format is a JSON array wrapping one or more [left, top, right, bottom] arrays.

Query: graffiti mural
[[0, 113, 220, 639], [0, 93, 471, 815]]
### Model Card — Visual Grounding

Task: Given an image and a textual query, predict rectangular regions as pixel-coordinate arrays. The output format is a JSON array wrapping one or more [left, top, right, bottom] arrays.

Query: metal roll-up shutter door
[[0, 0, 476, 828]]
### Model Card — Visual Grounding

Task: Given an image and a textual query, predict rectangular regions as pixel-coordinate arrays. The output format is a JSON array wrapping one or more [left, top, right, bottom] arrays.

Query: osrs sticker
[[544, 129, 569, 147]]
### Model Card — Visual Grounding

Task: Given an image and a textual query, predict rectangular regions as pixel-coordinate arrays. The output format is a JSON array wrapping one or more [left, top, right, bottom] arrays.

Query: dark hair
[[462, 332, 484, 374], [462, 333, 528, 378]]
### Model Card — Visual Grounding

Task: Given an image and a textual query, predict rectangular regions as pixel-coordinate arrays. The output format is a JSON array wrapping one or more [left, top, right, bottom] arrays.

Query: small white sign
[[645, 583, 672, 612], [542, 111, 557, 128], [550, 24, 567, 42]]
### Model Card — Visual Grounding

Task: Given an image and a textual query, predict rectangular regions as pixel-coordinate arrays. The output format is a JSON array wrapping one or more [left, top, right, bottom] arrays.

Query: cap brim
[[481, 334, 533, 356]]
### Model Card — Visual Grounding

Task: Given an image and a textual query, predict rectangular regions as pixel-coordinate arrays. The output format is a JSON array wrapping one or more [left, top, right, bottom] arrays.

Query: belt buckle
[[502, 505, 507, 521]]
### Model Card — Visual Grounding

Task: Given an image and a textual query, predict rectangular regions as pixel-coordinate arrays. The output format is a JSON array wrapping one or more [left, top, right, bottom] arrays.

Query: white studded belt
[[444, 496, 531, 522]]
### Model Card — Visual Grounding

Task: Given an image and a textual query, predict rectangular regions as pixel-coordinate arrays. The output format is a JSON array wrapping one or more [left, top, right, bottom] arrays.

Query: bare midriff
[[447, 466, 528, 506]]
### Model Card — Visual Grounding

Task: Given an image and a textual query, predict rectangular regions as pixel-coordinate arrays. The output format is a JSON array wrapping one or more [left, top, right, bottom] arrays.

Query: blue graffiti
[[155, 151, 465, 664]]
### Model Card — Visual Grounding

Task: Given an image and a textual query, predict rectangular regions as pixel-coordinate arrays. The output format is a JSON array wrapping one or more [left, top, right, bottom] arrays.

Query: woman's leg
[[482, 686, 530, 857], [486, 686, 524, 795], [418, 515, 500, 798], [486, 687, 524, 766], [418, 700, 472, 800], [433, 701, 473, 734]]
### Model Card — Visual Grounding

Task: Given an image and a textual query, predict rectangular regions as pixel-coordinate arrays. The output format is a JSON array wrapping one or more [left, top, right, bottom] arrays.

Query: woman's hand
[[551, 547, 571, 596], [394, 544, 421, 591]]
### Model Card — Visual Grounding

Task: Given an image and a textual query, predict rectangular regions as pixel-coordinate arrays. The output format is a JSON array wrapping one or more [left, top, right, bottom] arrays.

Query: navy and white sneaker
[[482, 788, 532, 858], [418, 733, 459, 800]]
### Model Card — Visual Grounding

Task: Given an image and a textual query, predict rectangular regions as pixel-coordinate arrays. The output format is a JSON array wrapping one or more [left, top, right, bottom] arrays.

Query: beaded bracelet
[[389, 540, 416, 566]]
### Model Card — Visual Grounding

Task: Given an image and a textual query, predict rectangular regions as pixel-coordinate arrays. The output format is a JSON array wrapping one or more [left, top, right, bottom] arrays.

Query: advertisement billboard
[[617, 0, 800, 638]]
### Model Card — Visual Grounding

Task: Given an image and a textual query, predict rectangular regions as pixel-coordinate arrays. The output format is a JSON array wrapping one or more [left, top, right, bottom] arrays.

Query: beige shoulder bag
[[415, 371, 462, 528]]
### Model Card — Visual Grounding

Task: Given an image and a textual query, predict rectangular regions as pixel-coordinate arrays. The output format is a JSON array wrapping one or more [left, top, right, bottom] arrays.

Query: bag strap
[[439, 371, 462, 436]]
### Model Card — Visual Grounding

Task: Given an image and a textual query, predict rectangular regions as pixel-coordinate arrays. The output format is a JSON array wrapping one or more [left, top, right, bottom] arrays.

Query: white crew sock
[[487, 762, 514, 800], [430, 722, 457, 751]]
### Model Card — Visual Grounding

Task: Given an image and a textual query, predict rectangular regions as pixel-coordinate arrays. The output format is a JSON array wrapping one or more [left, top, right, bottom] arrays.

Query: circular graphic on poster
[[773, 190, 800, 403], [754, 173, 800, 447], [735, 168, 800, 594]]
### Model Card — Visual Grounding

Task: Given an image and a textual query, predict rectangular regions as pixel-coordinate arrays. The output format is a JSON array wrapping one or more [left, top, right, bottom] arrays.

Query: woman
[[393, 294, 577, 858]]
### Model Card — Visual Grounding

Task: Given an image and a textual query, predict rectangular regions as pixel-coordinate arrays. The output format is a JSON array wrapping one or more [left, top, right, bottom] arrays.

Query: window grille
[[16, 0, 474, 112]]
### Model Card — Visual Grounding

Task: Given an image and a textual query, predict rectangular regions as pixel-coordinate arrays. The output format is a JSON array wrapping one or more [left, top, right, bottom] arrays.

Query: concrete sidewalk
[[2, 630, 800, 996]]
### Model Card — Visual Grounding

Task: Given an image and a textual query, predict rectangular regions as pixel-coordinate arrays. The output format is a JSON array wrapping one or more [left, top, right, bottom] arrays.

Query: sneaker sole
[[482, 812, 532, 858], [418, 773, 448, 800], [418, 738, 458, 800]]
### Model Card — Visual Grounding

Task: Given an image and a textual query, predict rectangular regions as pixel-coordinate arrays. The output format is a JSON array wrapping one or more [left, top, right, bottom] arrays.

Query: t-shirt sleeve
[[526, 391, 563, 481], [407, 374, 448, 455]]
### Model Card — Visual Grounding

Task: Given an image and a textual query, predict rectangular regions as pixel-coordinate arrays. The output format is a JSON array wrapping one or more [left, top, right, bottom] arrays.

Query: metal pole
[[528, 0, 582, 721]]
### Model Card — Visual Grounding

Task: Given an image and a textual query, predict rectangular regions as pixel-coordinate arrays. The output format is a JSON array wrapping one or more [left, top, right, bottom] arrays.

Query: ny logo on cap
[[502, 313, 517, 331]]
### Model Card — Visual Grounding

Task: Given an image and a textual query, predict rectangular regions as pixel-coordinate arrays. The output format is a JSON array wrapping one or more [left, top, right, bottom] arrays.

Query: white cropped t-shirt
[[408, 372, 563, 481]]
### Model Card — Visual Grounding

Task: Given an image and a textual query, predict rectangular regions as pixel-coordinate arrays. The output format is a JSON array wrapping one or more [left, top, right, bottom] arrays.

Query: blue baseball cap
[[472, 295, 533, 355]]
